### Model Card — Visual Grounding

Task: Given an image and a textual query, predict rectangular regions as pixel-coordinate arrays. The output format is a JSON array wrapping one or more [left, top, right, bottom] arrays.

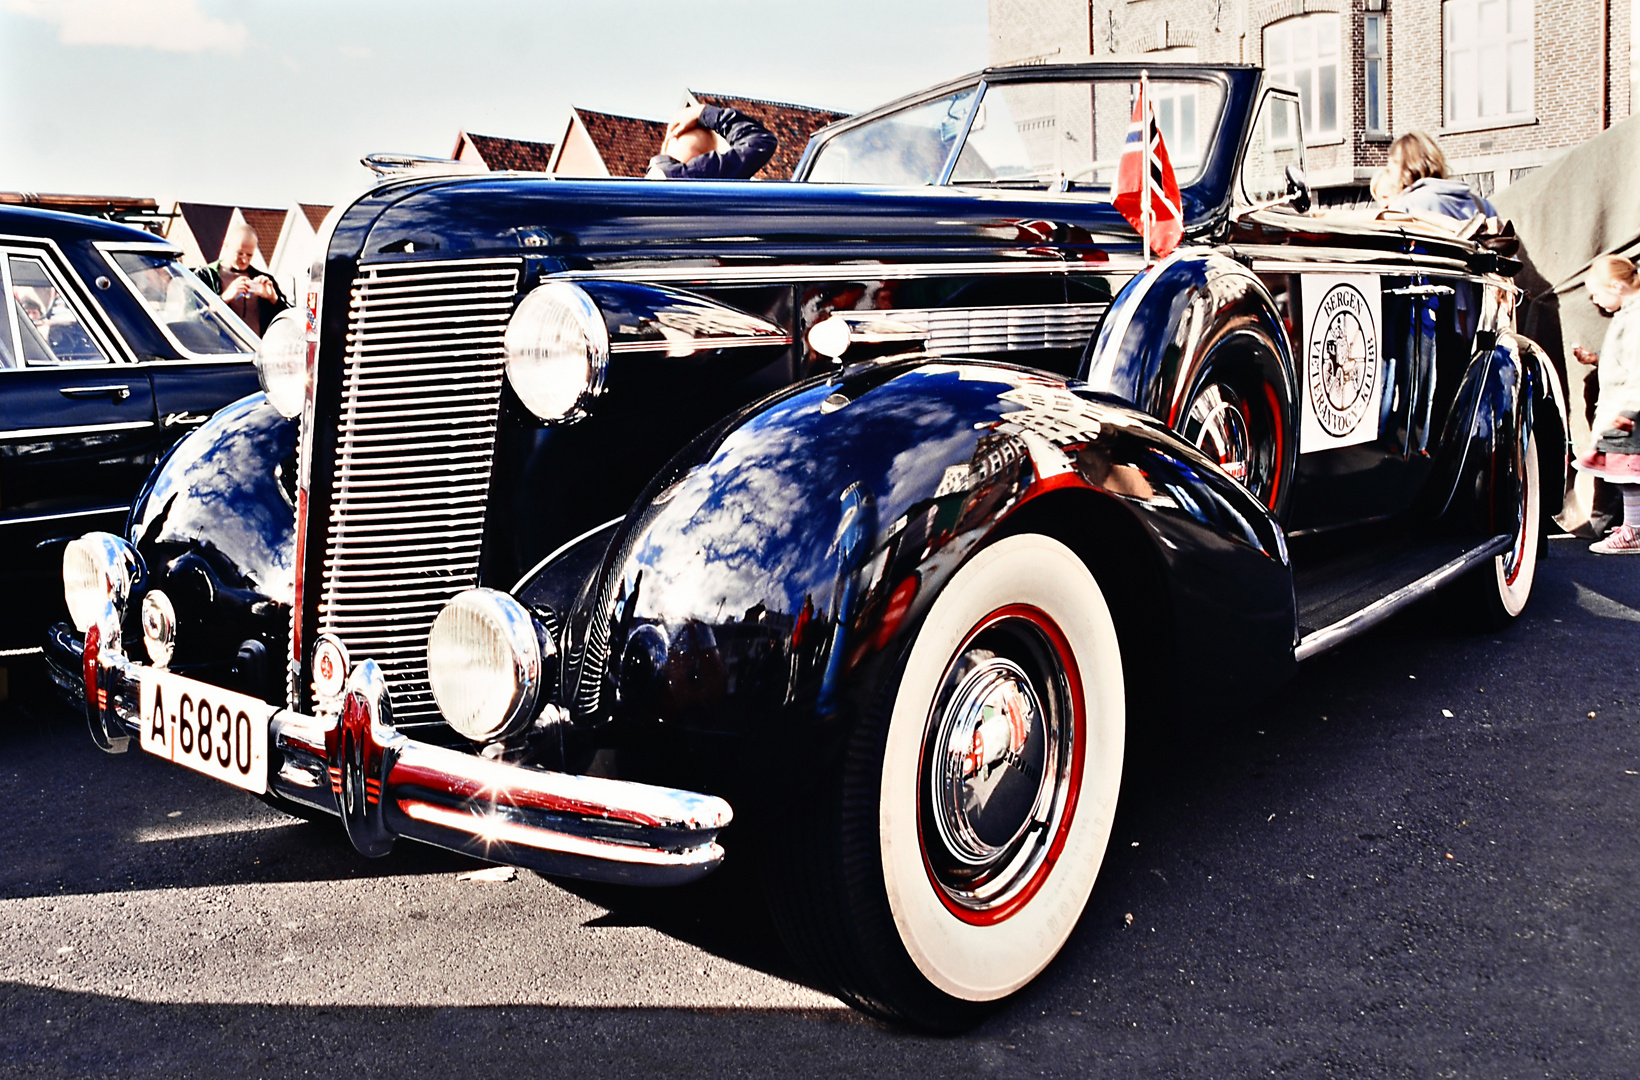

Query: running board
[[1294, 534, 1512, 662]]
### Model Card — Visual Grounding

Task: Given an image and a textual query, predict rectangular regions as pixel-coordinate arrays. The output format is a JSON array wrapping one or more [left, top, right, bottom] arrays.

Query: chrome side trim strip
[[555, 258, 1144, 286], [609, 334, 794, 355], [0, 420, 153, 441], [511, 516, 624, 593], [1294, 535, 1512, 662]]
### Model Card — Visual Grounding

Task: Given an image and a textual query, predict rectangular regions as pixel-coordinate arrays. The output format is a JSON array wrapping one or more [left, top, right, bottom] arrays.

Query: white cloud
[[2, 0, 248, 53], [337, 44, 371, 59]]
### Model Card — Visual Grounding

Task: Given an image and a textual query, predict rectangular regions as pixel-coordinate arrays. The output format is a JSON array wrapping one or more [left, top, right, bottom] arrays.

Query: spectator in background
[[647, 102, 777, 180], [195, 223, 288, 335], [1572, 254, 1640, 552], [1373, 131, 1497, 223]]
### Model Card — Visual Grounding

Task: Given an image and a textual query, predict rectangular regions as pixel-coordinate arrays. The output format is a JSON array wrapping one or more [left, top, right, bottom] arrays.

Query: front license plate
[[138, 670, 270, 794]]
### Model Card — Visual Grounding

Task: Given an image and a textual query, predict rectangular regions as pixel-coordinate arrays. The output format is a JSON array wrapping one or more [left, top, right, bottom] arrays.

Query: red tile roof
[[460, 132, 556, 172], [690, 92, 850, 179], [572, 108, 668, 178], [299, 203, 331, 231], [238, 207, 288, 261]]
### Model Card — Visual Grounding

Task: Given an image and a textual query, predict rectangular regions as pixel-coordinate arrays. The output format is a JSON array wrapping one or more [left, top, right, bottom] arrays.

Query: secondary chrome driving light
[[426, 589, 551, 743], [503, 281, 608, 422], [140, 590, 176, 669], [63, 532, 139, 638], [256, 309, 307, 419]]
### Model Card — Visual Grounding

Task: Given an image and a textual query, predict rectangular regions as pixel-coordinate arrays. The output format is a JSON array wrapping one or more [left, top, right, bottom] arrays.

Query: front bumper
[[46, 625, 731, 886]]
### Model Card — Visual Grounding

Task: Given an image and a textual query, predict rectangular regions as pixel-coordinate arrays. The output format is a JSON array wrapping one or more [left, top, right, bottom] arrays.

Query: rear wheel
[[1467, 427, 1542, 625], [1178, 367, 1284, 510], [770, 534, 1125, 1031]]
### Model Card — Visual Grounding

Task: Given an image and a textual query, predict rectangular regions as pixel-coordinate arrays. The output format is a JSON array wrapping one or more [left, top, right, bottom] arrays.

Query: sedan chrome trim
[[0, 420, 153, 441], [0, 504, 127, 527], [1294, 535, 1512, 662]]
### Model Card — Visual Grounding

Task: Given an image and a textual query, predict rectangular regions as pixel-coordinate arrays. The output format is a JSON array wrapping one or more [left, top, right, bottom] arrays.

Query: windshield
[[108, 251, 258, 356], [806, 76, 1225, 193]]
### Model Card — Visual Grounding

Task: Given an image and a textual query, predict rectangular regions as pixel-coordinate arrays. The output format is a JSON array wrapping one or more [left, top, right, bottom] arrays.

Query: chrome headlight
[[256, 309, 307, 420], [426, 589, 551, 743], [63, 532, 139, 637], [503, 282, 608, 422]]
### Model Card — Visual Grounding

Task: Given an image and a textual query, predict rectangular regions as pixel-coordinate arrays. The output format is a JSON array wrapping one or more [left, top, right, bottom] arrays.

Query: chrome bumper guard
[[56, 628, 732, 886]]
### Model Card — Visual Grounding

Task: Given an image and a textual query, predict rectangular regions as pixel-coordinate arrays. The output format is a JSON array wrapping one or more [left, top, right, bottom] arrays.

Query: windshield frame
[[795, 63, 1242, 206], [95, 242, 261, 363]]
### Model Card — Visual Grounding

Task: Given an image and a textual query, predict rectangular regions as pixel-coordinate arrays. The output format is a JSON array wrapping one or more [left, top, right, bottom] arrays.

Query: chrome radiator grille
[[307, 258, 521, 726]]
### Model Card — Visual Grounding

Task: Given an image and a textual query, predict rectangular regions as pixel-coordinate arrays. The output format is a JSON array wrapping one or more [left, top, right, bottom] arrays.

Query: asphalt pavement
[[1, 537, 1636, 1079]]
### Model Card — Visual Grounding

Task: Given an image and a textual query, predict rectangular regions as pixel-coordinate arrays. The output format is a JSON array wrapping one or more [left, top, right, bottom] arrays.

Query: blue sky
[[0, 0, 988, 208]]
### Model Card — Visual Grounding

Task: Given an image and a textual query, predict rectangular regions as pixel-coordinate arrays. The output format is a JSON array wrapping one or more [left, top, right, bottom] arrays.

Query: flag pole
[[1141, 69, 1152, 268]]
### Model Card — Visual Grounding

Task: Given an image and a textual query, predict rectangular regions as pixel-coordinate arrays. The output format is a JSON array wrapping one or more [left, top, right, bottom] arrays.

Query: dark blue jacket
[[647, 105, 778, 180]]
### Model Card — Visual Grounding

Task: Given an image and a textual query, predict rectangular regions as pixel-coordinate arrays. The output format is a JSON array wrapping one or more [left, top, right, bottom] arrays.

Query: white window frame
[[1364, 14, 1387, 136], [1443, 0, 1534, 128], [1263, 13, 1342, 142]]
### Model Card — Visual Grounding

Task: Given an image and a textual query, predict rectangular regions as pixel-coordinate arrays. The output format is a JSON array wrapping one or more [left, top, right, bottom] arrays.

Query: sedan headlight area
[[63, 532, 140, 638], [256, 309, 307, 420], [503, 281, 608, 423], [426, 589, 554, 744]]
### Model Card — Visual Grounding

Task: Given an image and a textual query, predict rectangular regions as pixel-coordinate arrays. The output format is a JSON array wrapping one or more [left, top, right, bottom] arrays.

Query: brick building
[[991, 0, 1634, 201]]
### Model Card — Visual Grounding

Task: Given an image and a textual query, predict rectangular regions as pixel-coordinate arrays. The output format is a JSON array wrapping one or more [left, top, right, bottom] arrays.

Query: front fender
[[124, 393, 297, 688], [536, 358, 1296, 801]]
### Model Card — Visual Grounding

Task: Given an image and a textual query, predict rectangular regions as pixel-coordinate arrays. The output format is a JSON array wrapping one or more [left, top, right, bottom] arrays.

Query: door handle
[[162, 411, 211, 428], [1385, 285, 1455, 297], [60, 384, 132, 402]]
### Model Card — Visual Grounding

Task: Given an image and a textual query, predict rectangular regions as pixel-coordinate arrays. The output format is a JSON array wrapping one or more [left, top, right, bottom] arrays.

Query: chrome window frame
[[0, 235, 134, 369], [1236, 85, 1307, 207], [94, 241, 261, 364]]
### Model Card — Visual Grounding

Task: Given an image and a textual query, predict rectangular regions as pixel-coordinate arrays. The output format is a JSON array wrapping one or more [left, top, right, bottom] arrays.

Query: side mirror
[[1285, 164, 1312, 214]]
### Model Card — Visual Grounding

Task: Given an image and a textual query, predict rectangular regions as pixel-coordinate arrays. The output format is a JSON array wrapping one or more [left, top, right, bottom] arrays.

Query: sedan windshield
[[806, 76, 1225, 193], [109, 251, 258, 356]]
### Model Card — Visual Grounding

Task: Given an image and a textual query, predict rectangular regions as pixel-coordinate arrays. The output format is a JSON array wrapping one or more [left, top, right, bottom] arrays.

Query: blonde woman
[[1374, 131, 1496, 222]]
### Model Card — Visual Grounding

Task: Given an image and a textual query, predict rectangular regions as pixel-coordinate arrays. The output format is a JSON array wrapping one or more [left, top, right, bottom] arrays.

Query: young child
[[1571, 254, 1640, 554]]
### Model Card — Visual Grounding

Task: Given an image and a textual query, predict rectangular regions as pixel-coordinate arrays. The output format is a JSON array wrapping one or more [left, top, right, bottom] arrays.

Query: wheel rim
[[918, 605, 1083, 925], [1185, 384, 1253, 484]]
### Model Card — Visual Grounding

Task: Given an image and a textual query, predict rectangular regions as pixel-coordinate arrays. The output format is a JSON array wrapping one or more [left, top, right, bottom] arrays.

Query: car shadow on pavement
[[1, 542, 1633, 1073]]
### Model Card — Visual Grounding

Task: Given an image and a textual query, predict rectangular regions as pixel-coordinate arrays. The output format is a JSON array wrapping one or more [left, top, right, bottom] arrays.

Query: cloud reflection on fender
[[131, 394, 298, 605]]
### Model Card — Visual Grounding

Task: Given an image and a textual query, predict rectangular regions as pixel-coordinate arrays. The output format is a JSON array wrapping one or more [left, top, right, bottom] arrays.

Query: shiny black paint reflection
[[1081, 250, 1298, 519], [529, 358, 1293, 803], [126, 394, 296, 694]]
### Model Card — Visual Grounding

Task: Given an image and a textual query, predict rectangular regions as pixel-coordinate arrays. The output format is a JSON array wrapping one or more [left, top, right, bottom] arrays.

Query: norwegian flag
[[1112, 74, 1183, 259]]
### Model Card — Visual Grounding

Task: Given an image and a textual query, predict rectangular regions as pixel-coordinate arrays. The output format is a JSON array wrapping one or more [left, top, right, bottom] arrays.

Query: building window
[[1264, 14, 1340, 140], [1364, 14, 1386, 134], [1443, 0, 1533, 126]]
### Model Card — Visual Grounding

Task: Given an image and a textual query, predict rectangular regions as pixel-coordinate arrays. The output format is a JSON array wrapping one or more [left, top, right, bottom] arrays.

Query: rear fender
[[1079, 249, 1299, 518], [536, 358, 1296, 799], [1421, 333, 1559, 531]]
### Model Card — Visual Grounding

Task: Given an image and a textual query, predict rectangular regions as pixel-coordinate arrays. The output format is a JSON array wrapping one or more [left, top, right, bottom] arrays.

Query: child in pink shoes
[[1572, 255, 1640, 554]]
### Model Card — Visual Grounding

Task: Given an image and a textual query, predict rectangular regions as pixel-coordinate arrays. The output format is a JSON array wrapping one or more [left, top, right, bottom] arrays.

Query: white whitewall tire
[[878, 532, 1125, 1002]]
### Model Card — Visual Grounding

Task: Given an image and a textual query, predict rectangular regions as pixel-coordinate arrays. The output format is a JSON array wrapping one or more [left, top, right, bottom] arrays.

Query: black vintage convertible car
[[47, 64, 1567, 1030], [1, 206, 261, 647]]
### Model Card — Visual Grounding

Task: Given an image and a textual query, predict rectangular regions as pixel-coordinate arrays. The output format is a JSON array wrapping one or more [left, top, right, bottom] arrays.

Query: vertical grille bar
[[304, 258, 521, 726]]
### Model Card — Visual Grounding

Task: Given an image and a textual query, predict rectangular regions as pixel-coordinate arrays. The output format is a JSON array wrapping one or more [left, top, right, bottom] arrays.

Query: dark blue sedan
[[1, 205, 261, 647]]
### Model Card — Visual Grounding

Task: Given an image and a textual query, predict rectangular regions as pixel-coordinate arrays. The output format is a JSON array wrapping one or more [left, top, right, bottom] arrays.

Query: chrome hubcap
[[1187, 384, 1252, 482], [920, 613, 1076, 917]]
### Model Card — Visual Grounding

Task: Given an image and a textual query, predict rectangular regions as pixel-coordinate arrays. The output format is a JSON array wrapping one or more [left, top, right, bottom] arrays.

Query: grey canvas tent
[[1492, 112, 1640, 531]]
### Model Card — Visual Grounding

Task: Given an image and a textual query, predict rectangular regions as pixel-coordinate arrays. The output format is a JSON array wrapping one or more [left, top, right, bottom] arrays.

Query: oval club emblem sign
[[1300, 276, 1383, 452]]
